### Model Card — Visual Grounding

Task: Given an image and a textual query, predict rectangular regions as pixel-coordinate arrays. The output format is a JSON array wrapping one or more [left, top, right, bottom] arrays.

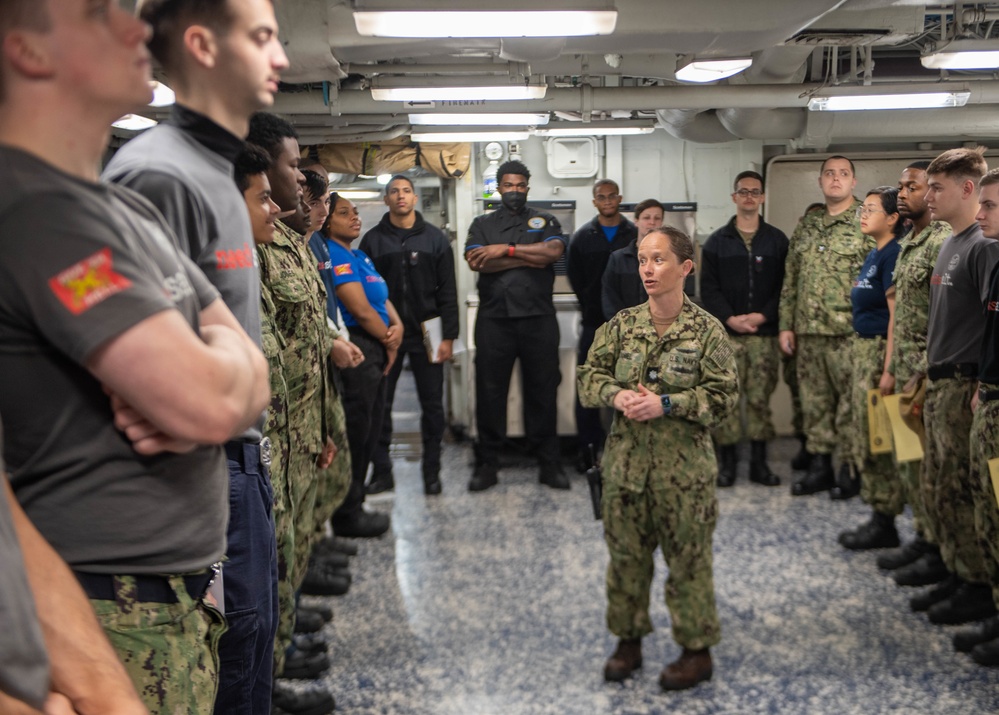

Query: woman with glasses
[[838, 187, 906, 551]]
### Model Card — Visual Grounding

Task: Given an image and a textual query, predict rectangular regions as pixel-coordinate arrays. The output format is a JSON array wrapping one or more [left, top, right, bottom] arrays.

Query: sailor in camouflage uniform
[[578, 227, 737, 693], [779, 156, 872, 497], [878, 162, 951, 582]]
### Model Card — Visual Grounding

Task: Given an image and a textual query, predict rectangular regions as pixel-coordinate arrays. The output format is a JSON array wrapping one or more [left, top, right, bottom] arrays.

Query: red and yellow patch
[[48, 248, 132, 315], [333, 263, 353, 277]]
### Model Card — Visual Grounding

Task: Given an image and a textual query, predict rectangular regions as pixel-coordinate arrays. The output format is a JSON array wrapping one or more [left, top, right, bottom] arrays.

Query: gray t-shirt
[[927, 223, 999, 366], [0, 146, 228, 573], [0, 419, 50, 711], [103, 119, 264, 439]]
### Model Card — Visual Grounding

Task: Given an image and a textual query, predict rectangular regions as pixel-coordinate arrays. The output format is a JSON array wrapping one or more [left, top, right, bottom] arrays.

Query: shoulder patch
[[333, 263, 353, 277], [708, 339, 735, 369], [48, 248, 132, 315], [528, 216, 546, 229]]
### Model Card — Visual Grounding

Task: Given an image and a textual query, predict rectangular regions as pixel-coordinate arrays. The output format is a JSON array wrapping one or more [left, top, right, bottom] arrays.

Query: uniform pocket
[[614, 351, 642, 384], [659, 343, 701, 389]]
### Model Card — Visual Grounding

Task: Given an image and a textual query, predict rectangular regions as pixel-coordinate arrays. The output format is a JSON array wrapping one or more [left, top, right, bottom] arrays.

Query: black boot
[[928, 582, 998, 625], [877, 536, 932, 571], [954, 615, 999, 653], [749, 441, 780, 486], [790, 434, 811, 471], [838, 510, 900, 550], [423, 465, 442, 495], [829, 462, 860, 500], [716, 444, 737, 487], [791, 453, 833, 496]]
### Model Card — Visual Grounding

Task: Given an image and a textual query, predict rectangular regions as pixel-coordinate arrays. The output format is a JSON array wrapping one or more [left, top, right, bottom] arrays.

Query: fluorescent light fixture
[[411, 129, 531, 143], [352, 1, 617, 38], [376, 174, 393, 185], [112, 114, 158, 131], [921, 39, 999, 70], [336, 190, 383, 200], [149, 81, 175, 107], [409, 113, 549, 126], [807, 90, 970, 111], [372, 85, 547, 101], [533, 121, 655, 137], [675, 57, 752, 83]]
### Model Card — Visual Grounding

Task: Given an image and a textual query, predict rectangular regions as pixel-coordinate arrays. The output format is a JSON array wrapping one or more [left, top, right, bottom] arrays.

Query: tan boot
[[603, 638, 642, 682], [658, 647, 713, 690]]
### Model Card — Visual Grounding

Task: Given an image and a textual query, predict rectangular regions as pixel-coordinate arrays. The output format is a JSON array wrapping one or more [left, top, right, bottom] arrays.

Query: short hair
[[733, 170, 764, 192], [821, 155, 856, 176], [979, 168, 999, 190], [497, 160, 530, 184], [384, 174, 414, 194], [927, 146, 988, 184], [633, 198, 664, 219], [233, 143, 272, 193], [301, 168, 328, 202], [247, 112, 298, 158], [0, 0, 52, 102], [640, 225, 695, 264], [906, 160, 932, 172], [139, 0, 236, 79], [592, 179, 619, 197], [865, 186, 905, 238]]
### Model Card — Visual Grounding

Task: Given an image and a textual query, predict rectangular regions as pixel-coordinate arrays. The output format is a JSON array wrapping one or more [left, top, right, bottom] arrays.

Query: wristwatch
[[660, 394, 672, 416]]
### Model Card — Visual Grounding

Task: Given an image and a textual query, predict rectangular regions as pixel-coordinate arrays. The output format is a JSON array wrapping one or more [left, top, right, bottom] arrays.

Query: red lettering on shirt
[[334, 264, 353, 276], [48, 247, 132, 315], [989, 300, 999, 312], [930, 274, 942, 285], [215, 242, 255, 270]]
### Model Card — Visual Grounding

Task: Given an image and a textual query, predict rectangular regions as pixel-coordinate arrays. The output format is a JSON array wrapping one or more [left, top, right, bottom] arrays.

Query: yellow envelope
[[883, 393, 924, 462], [867, 389, 893, 455], [989, 458, 999, 512]]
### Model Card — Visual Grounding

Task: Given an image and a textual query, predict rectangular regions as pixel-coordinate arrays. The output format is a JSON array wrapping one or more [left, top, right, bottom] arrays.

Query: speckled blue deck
[[303, 434, 999, 715]]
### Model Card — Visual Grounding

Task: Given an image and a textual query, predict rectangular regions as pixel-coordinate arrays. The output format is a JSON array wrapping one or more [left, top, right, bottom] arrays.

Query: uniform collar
[[167, 104, 244, 164], [632, 296, 699, 342], [273, 220, 303, 248]]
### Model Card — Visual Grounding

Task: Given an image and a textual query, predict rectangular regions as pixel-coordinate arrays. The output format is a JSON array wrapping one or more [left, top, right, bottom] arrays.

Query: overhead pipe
[[344, 62, 531, 76]]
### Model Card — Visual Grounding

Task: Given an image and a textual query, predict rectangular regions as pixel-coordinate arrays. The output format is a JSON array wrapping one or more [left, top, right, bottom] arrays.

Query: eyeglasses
[[733, 189, 763, 198], [594, 193, 621, 203], [856, 206, 886, 218]]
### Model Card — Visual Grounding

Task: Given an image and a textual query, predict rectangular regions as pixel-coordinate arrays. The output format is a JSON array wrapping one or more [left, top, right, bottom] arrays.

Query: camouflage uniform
[[922, 377, 989, 582], [780, 199, 871, 457], [850, 336, 903, 514], [90, 575, 225, 715], [714, 335, 779, 445], [577, 298, 738, 650], [970, 394, 999, 605], [889, 222, 949, 540], [782, 353, 804, 434], [258, 221, 349, 667]]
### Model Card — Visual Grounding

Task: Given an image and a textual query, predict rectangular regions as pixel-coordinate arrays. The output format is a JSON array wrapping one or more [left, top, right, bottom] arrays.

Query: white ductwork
[[796, 104, 999, 149], [656, 109, 737, 143]]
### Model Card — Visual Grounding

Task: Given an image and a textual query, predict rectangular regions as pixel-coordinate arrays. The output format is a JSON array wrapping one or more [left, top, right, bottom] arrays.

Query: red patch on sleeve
[[48, 247, 132, 315], [333, 264, 353, 277]]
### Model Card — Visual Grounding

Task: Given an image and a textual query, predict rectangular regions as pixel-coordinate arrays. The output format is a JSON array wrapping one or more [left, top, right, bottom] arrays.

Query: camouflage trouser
[[266, 428, 293, 676], [851, 336, 904, 515], [602, 480, 720, 650], [797, 334, 853, 457], [90, 575, 225, 715], [969, 394, 999, 605], [714, 335, 779, 445], [894, 371, 934, 542], [781, 352, 804, 435], [922, 377, 989, 583], [313, 393, 352, 536]]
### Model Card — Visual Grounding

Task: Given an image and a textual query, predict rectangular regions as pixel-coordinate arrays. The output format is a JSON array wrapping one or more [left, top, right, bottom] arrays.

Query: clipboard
[[867, 388, 893, 455], [883, 394, 924, 462], [421, 316, 443, 363]]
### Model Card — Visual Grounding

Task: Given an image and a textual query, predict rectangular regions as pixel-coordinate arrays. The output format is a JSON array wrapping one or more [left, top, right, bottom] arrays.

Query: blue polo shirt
[[852, 238, 900, 337], [327, 239, 390, 328]]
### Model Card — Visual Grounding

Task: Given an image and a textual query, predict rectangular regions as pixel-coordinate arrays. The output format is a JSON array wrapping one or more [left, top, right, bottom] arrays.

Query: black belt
[[225, 438, 271, 469], [75, 570, 215, 604], [980, 388, 999, 403], [855, 333, 886, 340], [927, 363, 978, 381]]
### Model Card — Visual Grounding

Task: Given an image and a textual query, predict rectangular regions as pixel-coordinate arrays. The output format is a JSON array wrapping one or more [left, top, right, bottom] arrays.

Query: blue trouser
[[214, 441, 279, 715]]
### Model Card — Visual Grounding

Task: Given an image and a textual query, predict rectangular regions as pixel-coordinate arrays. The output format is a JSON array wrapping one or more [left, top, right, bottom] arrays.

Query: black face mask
[[501, 191, 527, 212]]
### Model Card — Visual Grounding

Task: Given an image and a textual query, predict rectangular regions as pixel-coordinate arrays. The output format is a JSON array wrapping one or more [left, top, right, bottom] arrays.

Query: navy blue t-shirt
[[601, 224, 619, 243], [852, 238, 900, 337]]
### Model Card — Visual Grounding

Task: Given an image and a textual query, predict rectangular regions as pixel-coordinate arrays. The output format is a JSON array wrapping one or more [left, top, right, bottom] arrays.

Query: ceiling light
[[371, 85, 547, 102], [335, 190, 383, 200], [409, 113, 549, 126], [533, 121, 655, 137], [149, 81, 175, 107], [352, 1, 617, 38], [921, 39, 999, 70], [675, 57, 752, 83], [112, 114, 158, 131], [807, 89, 970, 111], [410, 129, 531, 143], [376, 174, 393, 185]]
